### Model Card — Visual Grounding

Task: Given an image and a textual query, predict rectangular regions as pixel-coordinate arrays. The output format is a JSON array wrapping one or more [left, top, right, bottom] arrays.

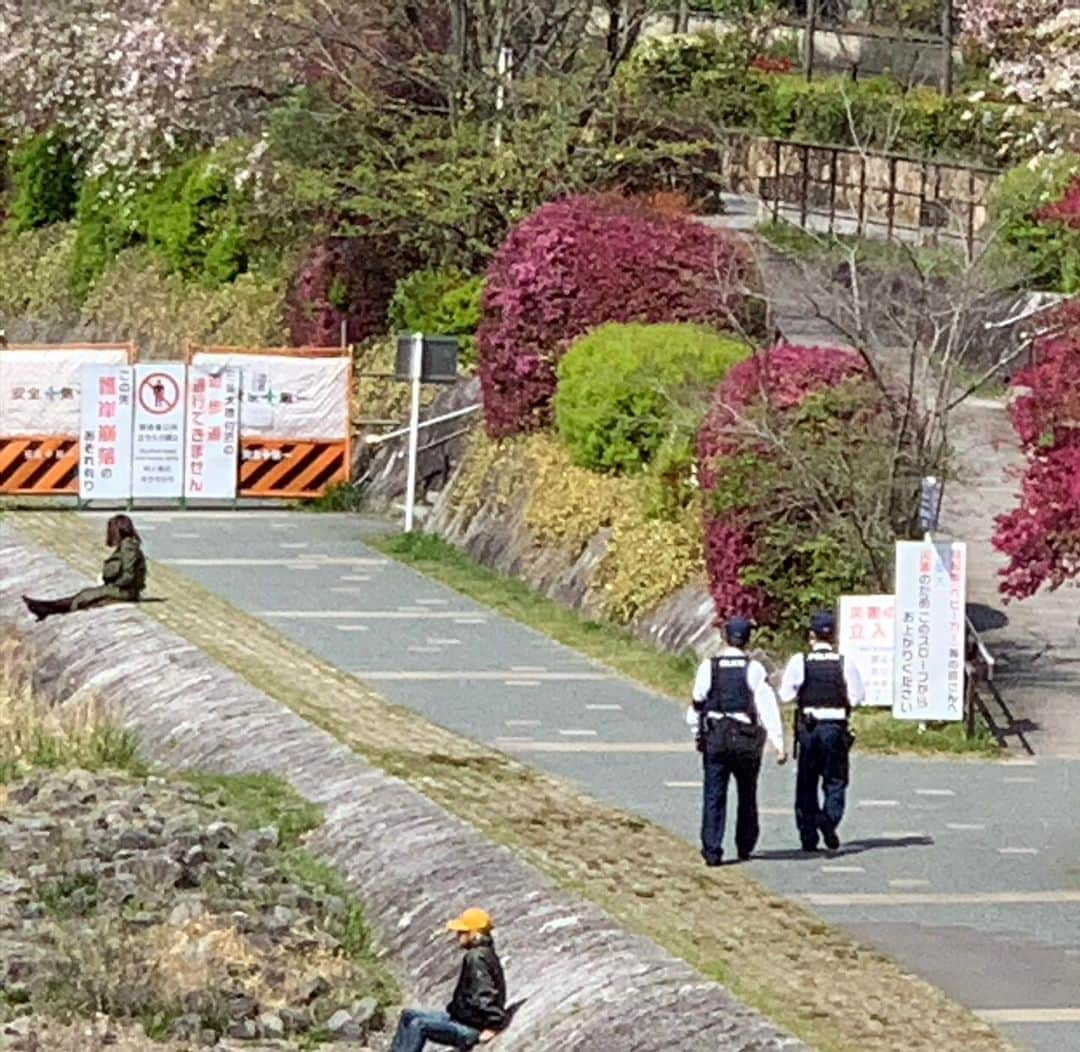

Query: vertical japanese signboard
[[893, 541, 967, 721], [838, 595, 895, 707], [132, 364, 186, 499], [78, 365, 134, 501], [185, 365, 239, 500]]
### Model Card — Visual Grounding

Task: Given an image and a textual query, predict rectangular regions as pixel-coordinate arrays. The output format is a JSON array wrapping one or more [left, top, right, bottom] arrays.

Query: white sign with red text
[[184, 365, 239, 500], [131, 364, 186, 499], [838, 595, 895, 707], [78, 365, 135, 501], [893, 541, 967, 722]]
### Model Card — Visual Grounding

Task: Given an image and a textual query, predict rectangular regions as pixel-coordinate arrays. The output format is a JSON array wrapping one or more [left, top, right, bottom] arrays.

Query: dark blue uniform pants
[[795, 720, 850, 849], [701, 723, 763, 863]]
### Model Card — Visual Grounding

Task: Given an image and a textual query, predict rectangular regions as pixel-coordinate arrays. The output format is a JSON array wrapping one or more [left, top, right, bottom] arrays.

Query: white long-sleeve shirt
[[685, 647, 785, 755], [779, 643, 866, 720]]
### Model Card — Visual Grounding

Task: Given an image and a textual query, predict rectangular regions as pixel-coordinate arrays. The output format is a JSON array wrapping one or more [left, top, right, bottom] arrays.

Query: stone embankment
[[0, 528, 802, 1052], [0, 769, 384, 1050]]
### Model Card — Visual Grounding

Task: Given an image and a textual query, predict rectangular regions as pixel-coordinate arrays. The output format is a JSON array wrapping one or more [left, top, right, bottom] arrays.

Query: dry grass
[[0, 636, 142, 781]]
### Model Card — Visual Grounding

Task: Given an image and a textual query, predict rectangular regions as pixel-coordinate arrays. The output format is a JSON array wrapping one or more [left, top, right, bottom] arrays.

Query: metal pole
[[494, 46, 511, 151], [803, 0, 818, 82], [940, 0, 953, 96], [403, 333, 423, 533]]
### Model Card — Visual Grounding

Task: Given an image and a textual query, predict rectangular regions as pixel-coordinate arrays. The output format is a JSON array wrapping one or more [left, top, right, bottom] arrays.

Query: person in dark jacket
[[389, 907, 507, 1052], [22, 514, 147, 622]]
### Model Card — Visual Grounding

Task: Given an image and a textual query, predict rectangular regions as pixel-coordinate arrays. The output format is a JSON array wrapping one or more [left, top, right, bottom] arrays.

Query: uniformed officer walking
[[686, 616, 786, 866], [779, 612, 865, 852]]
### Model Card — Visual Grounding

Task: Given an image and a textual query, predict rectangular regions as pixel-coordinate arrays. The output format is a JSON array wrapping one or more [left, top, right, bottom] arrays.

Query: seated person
[[23, 514, 146, 622], [390, 907, 508, 1052]]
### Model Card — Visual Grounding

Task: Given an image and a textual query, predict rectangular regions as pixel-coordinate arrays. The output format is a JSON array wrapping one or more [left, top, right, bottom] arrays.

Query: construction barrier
[[0, 344, 136, 496], [186, 345, 351, 500]]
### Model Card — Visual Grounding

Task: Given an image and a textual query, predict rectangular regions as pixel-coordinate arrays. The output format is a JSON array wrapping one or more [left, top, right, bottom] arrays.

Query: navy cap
[[724, 616, 753, 645], [810, 611, 836, 636]]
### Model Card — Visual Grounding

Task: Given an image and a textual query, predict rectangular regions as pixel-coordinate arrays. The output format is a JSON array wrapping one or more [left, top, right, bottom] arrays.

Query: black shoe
[[701, 851, 723, 867], [22, 596, 48, 622], [821, 823, 841, 851], [737, 851, 753, 862], [800, 843, 820, 853]]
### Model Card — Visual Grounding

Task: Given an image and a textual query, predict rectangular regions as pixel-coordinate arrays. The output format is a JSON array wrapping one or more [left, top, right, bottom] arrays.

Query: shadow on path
[[753, 835, 933, 863]]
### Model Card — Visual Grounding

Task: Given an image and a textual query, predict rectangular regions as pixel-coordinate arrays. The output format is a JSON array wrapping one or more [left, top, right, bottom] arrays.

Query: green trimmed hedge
[[554, 322, 749, 475]]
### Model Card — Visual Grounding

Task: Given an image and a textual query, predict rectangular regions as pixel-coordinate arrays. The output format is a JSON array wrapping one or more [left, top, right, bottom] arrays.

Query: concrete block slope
[[0, 529, 802, 1052]]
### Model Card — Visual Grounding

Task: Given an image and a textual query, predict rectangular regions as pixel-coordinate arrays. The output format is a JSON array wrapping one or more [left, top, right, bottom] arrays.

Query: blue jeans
[[795, 720, 851, 848], [389, 1009, 480, 1052]]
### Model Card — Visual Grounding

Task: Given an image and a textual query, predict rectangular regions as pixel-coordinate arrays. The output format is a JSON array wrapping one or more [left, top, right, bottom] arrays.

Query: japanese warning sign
[[132, 364, 186, 499], [184, 365, 239, 500], [838, 595, 895, 707], [78, 365, 135, 501], [893, 540, 967, 721]]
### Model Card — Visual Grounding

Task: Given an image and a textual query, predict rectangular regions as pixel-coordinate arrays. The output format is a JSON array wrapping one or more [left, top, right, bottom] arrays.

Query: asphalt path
[[125, 510, 1080, 1052]]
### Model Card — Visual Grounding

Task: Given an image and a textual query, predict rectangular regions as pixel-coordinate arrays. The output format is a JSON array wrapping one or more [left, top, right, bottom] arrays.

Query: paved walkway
[[53, 511, 1080, 1051]]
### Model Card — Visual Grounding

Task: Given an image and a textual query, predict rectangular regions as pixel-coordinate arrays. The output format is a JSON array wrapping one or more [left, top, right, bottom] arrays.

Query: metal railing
[[964, 616, 1035, 754]]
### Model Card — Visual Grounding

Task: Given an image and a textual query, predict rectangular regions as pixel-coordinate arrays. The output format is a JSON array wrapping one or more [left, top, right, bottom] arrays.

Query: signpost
[[838, 594, 895, 707], [184, 365, 239, 501], [893, 539, 967, 721]]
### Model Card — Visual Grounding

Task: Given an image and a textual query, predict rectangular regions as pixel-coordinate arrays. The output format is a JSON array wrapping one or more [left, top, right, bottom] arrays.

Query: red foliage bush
[[993, 300, 1080, 598], [750, 55, 794, 74], [1036, 173, 1080, 230], [476, 194, 751, 437], [285, 236, 402, 347], [697, 344, 867, 621]]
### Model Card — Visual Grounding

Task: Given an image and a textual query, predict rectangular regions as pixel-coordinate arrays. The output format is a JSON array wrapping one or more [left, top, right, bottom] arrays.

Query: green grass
[[183, 770, 397, 1004], [373, 531, 1000, 757]]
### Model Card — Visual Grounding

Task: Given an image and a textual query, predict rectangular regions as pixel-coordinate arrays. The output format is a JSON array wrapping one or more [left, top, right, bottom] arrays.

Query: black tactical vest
[[705, 656, 754, 717], [796, 649, 849, 712]]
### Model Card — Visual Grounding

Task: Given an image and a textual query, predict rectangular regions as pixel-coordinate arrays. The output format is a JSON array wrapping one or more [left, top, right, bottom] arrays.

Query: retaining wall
[[0, 527, 801, 1052]]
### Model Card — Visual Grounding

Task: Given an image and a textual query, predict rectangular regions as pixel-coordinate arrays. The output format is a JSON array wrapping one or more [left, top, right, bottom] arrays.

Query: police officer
[[686, 616, 786, 866], [779, 612, 865, 852]]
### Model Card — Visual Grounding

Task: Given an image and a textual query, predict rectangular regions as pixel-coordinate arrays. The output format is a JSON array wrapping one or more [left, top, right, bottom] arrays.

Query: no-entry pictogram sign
[[138, 372, 181, 415]]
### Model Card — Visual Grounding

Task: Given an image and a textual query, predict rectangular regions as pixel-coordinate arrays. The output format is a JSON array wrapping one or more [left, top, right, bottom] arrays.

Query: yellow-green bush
[[449, 430, 706, 625], [0, 223, 78, 320], [80, 247, 287, 358]]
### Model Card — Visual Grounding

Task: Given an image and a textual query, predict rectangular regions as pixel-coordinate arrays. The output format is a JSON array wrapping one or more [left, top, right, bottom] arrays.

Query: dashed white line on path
[[511, 665, 547, 673], [173, 532, 200, 539], [586, 704, 622, 711], [857, 800, 900, 808], [880, 831, 929, 840], [821, 865, 865, 874], [505, 680, 540, 687], [806, 890, 1080, 906], [331, 587, 367, 594], [999, 847, 1039, 855], [889, 879, 931, 888], [454, 617, 488, 625], [976, 1009, 1080, 1024], [415, 598, 449, 606], [947, 822, 985, 831], [280, 542, 309, 549], [506, 720, 542, 728], [1003, 777, 1037, 784], [558, 729, 598, 737], [408, 645, 442, 654], [664, 781, 700, 789], [270, 523, 298, 529], [339, 575, 371, 583], [334, 625, 370, 633], [914, 789, 956, 797], [287, 565, 319, 571], [427, 638, 462, 646]]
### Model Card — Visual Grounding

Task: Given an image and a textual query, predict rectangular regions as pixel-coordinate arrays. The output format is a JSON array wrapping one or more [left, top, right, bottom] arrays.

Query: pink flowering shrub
[[476, 194, 752, 438], [285, 237, 401, 347], [697, 344, 868, 623], [994, 301, 1080, 598]]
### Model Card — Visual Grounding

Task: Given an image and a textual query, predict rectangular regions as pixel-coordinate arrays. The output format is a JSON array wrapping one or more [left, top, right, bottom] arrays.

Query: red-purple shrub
[[697, 344, 867, 622], [476, 194, 752, 437], [1036, 173, 1080, 229], [285, 237, 401, 347], [994, 301, 1080, 598]]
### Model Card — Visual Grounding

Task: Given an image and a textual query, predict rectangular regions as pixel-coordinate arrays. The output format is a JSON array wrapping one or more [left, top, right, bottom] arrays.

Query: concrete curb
[[0, 527, 803, 1052]]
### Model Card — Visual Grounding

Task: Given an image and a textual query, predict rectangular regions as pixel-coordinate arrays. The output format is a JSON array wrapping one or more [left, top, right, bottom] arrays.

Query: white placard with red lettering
[[893, 540, 967, 721], [838, 595, 895, 707], [132, 364, 186, 499], [78, 365, 135, 501], [184, 365, 239, 500]]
